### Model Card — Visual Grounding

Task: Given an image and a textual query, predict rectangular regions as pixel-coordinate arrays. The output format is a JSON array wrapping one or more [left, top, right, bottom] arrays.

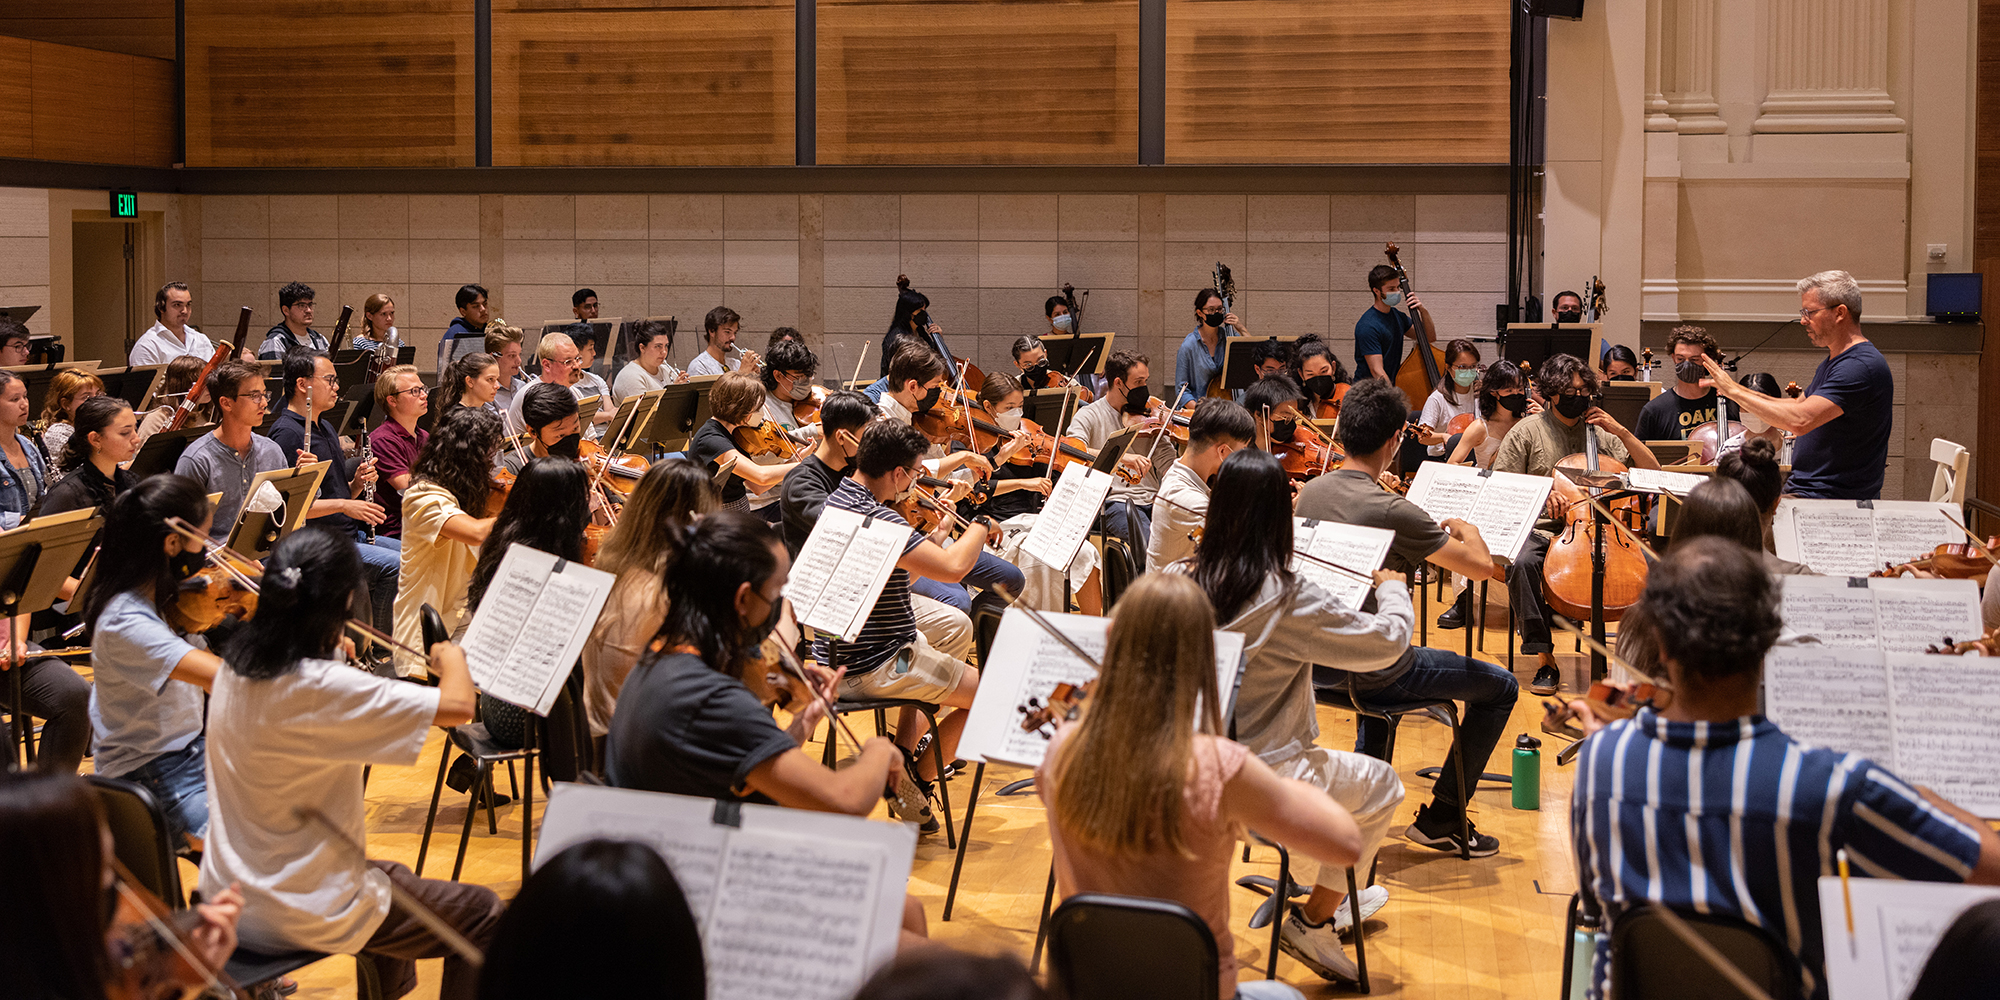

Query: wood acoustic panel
[[0, 34, 175, 167], [492, 0, 794, 166], [0, 1, 176, 61], [818, 0, 1138, 165], [184, 1, 475, 168], [1164, 0, 1508, 164]]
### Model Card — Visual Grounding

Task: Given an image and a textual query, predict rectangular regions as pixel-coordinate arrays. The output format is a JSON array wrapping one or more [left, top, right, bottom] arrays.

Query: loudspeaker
[[1531, 0, 1585, 19]]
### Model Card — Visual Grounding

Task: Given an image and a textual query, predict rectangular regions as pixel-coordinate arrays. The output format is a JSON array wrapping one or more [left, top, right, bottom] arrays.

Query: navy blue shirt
[[268, 408, 359, 536], [1353, 306, 1412, 380], [1787, 340, 1892, 499]]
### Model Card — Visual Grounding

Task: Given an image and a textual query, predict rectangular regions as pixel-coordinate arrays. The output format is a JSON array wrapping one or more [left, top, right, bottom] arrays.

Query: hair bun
[[1738, 435, 1778, 467], [896, 274, 911, 290]]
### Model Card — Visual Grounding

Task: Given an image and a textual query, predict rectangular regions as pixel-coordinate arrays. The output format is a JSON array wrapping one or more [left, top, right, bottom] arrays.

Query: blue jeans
[[123, 736, 209, 846], [1352, 647, 1518, 817], [353, 532, 402, 634], [1103, 501, 1153, 561], [910, 547, 1025, 620]]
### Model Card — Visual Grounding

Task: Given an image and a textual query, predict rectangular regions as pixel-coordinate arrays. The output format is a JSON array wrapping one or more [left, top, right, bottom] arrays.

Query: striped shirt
[[809, 477, 925, 674], [1572, 708, 1983, 1000]]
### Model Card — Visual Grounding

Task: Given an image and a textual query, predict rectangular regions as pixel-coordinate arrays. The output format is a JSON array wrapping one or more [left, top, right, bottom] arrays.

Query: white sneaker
[[1278, 911, 1361, 984], [1331, 884, 1390, 936]]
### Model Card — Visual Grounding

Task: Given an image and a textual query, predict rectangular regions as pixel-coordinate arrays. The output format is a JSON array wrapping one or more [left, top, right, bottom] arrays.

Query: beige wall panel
[[1675, 180, 1909, 283]]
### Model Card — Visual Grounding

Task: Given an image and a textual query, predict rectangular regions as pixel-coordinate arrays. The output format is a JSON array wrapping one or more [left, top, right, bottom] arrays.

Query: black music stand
[[5, 362, 100, 418], [331, 397, 370, 439], [1212, 335, 1299, 401], [1503, 323, 1596, 369], [1596, 382, 1659, 433], [1034, 333, 1115, 383], [0, 508, 103, 766], [128, 425, 212, 478], [228, 462, 328, 561], [91, 366, 165, 410], [539, 319, 618, 364], [1022, 387, 1089, 434], [631, 377, 717, 455]]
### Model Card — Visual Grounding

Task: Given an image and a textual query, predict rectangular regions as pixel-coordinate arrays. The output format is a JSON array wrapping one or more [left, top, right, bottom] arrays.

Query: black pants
[[1506, 531, 1555, 654]]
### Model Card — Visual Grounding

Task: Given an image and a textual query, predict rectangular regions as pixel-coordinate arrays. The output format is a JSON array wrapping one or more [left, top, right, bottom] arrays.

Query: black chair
[[1236, 836, 1369, 991], [1608, 902, 1796, 1000], [1098, 534, 1139, 608], [1048, 893, 1220, 1000], [822, 696, 957, 848], [1311, 666, 1472, 861], [416, 718, 540, 882]]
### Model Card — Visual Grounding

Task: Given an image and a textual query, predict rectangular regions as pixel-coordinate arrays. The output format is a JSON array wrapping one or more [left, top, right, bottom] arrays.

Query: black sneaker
[[1403, 808, 1500, 858], [886, 746, 940, 834], [1530, 663, 1561, 696], [1436, 590, 1471, 630]]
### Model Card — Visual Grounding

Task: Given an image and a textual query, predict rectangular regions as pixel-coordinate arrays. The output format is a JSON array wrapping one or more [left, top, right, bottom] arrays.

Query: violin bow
[[163, 517, 262, 591], [768, 639, 866, 754], [108, 856, 239, 996], [295, 807, 486, 968], [850, 342, 870, 387], [1940, 513, 1999, 565]]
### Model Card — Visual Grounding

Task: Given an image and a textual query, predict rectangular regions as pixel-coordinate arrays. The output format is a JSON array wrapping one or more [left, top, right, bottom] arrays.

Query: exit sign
[[110, 191, 137, 218]]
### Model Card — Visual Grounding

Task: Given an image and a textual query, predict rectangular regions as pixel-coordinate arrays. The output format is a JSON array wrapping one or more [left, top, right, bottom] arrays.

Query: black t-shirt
[[689, 418, 746, 504], [1635, 389, 1717, 441], [779, 454, 849, 557], [268, 408, 359, 535], [605, 652, 797, 804], [978, 453, 1048, 521]]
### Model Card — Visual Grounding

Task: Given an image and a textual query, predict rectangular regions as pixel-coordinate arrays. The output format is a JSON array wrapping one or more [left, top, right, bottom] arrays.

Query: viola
[[106, 859, 236, 1000], [965, 413, 1097, 475], [792, 383, 828, 425], [1311, 382, 1349, 422], [487, 468, 515, 517], [167, 565, 259, 634], [1929, 627, 2000, 656], [731, 418, 801, 461], [577, 439, 647, 497], [1874, 539, 1999, 580], [1541, 447, 1650, 623], [1018, 679, 1093, 739], [583, 523, 610, 567], [909, 387, 973, 446]]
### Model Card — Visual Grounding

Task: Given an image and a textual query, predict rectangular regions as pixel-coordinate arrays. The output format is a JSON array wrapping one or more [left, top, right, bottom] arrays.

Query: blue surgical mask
[[1382, 290, 1405, 309], [1051, 314, 1074, 334]]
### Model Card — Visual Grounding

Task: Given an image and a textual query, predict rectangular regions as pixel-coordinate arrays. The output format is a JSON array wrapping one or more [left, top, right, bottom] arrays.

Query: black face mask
[[1555, 394, 1592, 419], [912, 312, 931, 330], [1555, 309, 1583, 324], [1121, 383, 1151, 415], [1302, 374, 1336, 400], [549, 433, 581, 459], [1270, 418, 1298, 443], [1202, 311, 1226, 329], [169, 546, 205, 582], [1022, 361, 1052, 389], [741, 591, 785, 658], [1675, 359, 1707, 384], [917, 385, 942, 413], [1496, 393, 1528, 416]]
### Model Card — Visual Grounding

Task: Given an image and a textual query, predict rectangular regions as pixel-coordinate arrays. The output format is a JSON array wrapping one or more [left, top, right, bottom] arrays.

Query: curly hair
[[36, 369, 104, 435], [413, 405, 502, 514], [1637, 536, 1782, 685], [1536, 353, 1598, 400], [1666, 325, 1719, 360]]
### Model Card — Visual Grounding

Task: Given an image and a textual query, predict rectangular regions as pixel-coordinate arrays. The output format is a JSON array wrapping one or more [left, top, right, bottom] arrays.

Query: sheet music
[[1872, 504, 1968, 567], [1883, 652, 2000, 815], [1763, 646, 1896, 763], [1292, 519, 1394, 610], [959, 609, 1245, 769], [1775, 500, 1966, 577], [1405, 462, 1552, 563], [459, 544, 616, 714], [782, 506, 909, 642], [1869, 579, 1983, 654], [1021, 462, 1116, 571], [1820, 878, 2000, 1000], [1623, 467, 1707, 495], [1779, 577, 1883, 649]]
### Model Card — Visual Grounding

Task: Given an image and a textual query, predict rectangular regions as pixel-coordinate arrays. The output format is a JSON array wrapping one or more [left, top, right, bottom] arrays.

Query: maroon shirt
[[369, 419, 428, 538]]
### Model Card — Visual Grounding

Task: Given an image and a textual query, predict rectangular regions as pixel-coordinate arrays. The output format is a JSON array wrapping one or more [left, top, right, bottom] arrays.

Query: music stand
[[632, 376, 717, 455], [0, 507, 103, 765], [577, 394, 601, 428], [228, 461, 328, 561], [1208, 334, 1298, 402], [1503, 322, 1597, 369], [1021, 386, 1089, 434], [599, 389, 661, 450], [540, 319, 619, 363], [1596, 381, 1660, 432], [331, 397, 369, 439], [1035, 332, 1115, 382], [0, 305, 40, 326], [1091, 425, 1140, 476], [7, 361, 102, 417], [89, 366, 166, 411], [127, 425, 212, 478]]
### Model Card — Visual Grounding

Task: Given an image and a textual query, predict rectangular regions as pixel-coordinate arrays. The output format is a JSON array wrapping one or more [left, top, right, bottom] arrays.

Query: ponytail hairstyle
[[221, 526, 357, 679], [1189, 448, 1295, 623], [1714, 436, 1783, 516], [83, 474, 211, 630], [56, 395, 133, 473], [430, 351, 498, 416], [653, 511, 784, 678]]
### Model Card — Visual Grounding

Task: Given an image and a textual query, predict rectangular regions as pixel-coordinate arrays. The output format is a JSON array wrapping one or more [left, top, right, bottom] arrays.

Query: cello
[[1386, 243, 1448, 408], [1541, 426, 1650, 623]]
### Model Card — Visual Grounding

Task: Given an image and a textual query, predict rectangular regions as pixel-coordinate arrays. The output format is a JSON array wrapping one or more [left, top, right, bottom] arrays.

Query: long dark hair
[[1669, 477, 1764, 554], [430, 351, 498, 416], [466, 457, 589, 609], [880, 275, 933, 378], [0, 771, 111, 1000], [57, 395, 134, 472], [1714, 436, 1782, 514], [476, 839, 705, 1000], [414, 405, 501, 514], [221, 527, 357, 679], [655, 511, 783, 674], [1475, 359, 1527, 419], [1190, 448, 1294, 623], [83, 474, 211, 630]]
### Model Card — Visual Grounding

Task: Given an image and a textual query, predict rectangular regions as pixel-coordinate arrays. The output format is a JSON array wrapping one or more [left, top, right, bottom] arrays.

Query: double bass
[[1386, 243, 1448, 408], [1203, 262, 1239, 399]]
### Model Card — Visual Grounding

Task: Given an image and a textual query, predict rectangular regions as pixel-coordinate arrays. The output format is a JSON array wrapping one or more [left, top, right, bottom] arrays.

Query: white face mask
[[995, 408, 1024, 431], [787, 379, 813, 401], [1741, 411, 1770, 433]]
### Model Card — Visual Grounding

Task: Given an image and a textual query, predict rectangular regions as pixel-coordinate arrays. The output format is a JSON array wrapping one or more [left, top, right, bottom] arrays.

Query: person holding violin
[[1174, 289, 1250, 402], [83, 475, 222, 853], [1242, 374, 1336, 483], [429, 350, 503, 419], [969, 372, 1104, 615], [1489, 353, 1661, 696], [1634, 326, 1721, 441], [370, 363, 429, 539], [0, 769, 246, 1000], [392, 406, 501, 676], [689, 370, 800, 515], [878, 343, 992, 489], [879, 277, 945, 381], [747, 338, 824, 521], [465, 457, 591, 749], [687, 306, 756, 377], [1445, 360, 1537, 468], [1037, 574, 1365, 1000], [500, 383, 584, 474], [1012, 335, 1096, 402], [1145, 397, 1254, 573], [1295, 379, 1518, 854], [1289, 334, 1350, 421], [1412, 338, 1482, 461], [1355, 264, 1434, 382], [1568, 537, 2000, 1000], [611, 318, 684, 404], [200, 527, 503, 1000], [1066, 349, 1176, 551], [1182, 448, 1411, 983]]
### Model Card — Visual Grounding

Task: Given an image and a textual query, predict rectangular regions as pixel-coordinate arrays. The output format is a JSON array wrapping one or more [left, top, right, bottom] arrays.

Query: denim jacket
[[0, 433, 48, 529]]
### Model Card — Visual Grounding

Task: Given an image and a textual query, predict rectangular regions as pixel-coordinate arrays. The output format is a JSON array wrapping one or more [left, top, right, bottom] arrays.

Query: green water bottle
[[1512, 733, 1542, 810]]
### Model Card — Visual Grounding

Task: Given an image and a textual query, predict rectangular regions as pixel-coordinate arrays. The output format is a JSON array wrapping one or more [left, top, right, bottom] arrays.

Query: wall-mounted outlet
[[1928, 244, 1948, 262]]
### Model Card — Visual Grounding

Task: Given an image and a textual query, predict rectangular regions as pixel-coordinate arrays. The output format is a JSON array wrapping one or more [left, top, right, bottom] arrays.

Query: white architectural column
[[1754, 0, 1904, 132], [1660, 0, 1724, 134], [1644, 0, 1677, 132]]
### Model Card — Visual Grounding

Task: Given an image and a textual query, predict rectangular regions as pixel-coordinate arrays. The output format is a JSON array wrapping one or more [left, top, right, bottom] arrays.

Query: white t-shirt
[[1146, 459, 1209, 573], [611, 360, 679, 404], [685, 347, 743, 377], [129, 322, 215, 367], [199, 658, 438, 954], [1420, 388, 1478, 456]]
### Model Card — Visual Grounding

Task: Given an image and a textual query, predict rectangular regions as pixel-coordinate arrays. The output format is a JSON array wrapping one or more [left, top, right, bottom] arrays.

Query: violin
[[1018, 679, 1093, 739], [1311, 382, 1349, 422], [1272, 419, 1343, 482], [1928, 627, 2000, 656], [910, 388, 972, 446], [1873, 538, 2000, 580], [1541, 440, 1650, 623], [167, 566, 260, 634], [730, 418, 802, 461], [106, 858, 237, 1000], [577, 439, 647, 497], [486, 468, 515, 517], [1541, 679, 1673, 741], [792, 383, 828, 425], [965, 413, 1097, 475]]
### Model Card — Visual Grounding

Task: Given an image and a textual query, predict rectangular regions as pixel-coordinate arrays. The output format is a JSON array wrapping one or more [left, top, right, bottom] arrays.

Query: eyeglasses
[[385, 386, 427, 399], [236, 391, 270, 403], [1799, 304, 1833, 319], [313, 374, 340, 386]]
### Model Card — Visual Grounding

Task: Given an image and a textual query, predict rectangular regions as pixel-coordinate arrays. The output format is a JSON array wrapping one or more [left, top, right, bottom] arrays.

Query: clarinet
[[356, 424, 377, 543]]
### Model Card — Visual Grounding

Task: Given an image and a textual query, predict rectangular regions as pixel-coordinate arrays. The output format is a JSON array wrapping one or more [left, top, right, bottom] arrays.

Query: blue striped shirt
[[1572, 709, 1982, 1000], [809, 478, 925, 674]]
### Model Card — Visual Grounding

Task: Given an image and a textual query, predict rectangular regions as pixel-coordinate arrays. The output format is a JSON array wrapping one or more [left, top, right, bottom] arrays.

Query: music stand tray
[[634, 376, 717, 455], [1596, 382, 1661, 433], [1208, 334, 1299, 402], [128, 425, 213, 478], [86, 365, 166, 411], [1091, 425, 1140, 476], [228, 461, 328, 561], [1036, 333, 1115, 381], [0, 506, 103, 765], [577, 394, 601, 428]]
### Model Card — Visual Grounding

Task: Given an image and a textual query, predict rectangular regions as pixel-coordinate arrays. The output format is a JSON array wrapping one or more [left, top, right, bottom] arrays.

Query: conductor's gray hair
[[1797, 270, 1863, 322]]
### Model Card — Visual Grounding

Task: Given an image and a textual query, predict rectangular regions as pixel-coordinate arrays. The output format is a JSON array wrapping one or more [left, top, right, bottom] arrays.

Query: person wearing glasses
[[505, 332, 612, 439], [1699, 269, 1892, 501], [266, 349, 398, 649], [369, 364, 429, 540], [174, 361, 294, 543]]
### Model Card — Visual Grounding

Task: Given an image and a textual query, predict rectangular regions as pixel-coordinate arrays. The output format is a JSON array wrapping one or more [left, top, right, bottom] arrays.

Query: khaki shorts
[[838, 631, 967, 704]]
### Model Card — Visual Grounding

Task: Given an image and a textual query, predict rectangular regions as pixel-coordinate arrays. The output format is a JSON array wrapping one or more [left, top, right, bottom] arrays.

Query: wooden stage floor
[[243, 607, 1590, 999]]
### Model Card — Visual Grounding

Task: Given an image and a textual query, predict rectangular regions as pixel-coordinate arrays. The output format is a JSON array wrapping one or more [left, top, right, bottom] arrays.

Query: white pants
[[994, 512, 1099, 611], [911, 594, 974, 661], [1268, 747, 1405, 890]]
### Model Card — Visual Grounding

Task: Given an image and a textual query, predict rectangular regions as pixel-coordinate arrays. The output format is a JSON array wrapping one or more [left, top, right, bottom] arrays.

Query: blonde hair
[[483, 322, 523, 355], [373, 363, 421, 406], [37, 369, 105, 431], [1049, 574, 1224, 858], [536, 332, 575, 364], [709, 371, 765, 423], [362, 292, 394, 338]]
